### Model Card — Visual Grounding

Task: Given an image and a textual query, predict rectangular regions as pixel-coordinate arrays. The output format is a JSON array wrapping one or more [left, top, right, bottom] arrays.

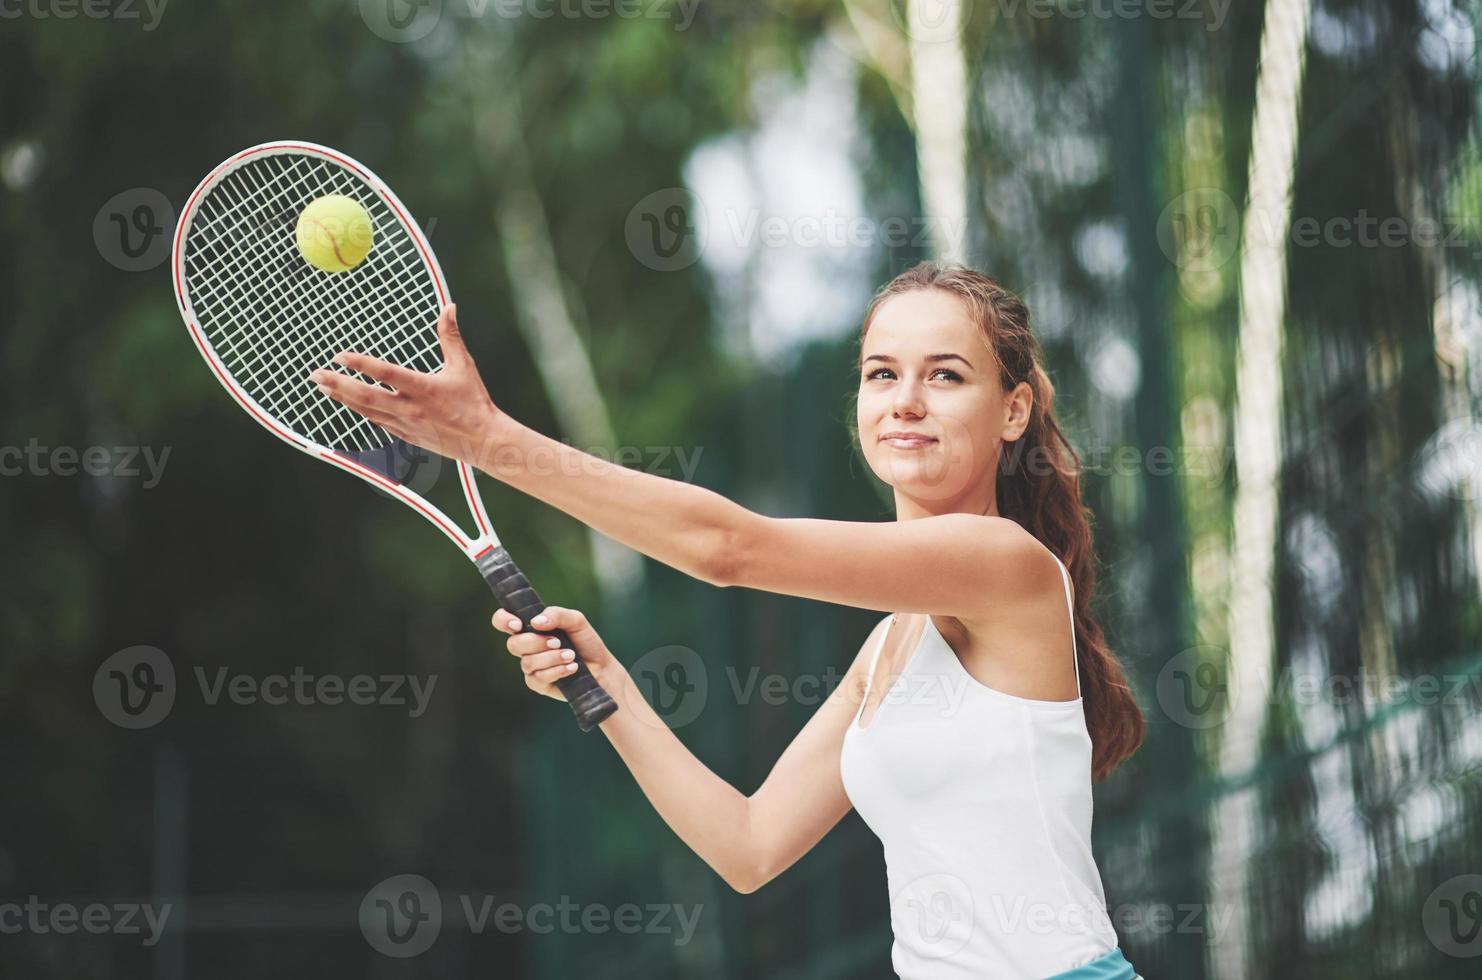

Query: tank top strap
[[1056, 557, 1082, 698], [857, 614, 895, 713]]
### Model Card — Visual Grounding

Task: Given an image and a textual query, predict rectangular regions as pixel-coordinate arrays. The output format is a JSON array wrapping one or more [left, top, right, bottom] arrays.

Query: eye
[[929, 368, 963, 382], [864, 367, 895, 381]]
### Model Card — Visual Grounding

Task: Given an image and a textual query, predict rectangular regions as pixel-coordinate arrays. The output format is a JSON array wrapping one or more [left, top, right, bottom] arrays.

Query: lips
[[879, 432, 937, 447]]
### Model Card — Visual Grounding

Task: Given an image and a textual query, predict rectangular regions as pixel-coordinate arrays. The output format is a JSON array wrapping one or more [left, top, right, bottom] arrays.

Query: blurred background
[[3, 0, 1482, 977]]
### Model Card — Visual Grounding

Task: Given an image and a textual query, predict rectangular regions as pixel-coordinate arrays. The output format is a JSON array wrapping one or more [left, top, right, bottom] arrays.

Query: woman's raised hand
[[310, 303, 503, 465]]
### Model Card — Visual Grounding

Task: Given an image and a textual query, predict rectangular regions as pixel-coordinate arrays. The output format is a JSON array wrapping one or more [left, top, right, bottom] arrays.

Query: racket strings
[[196, 155, 432, 448], [181, 151, 444, 452]]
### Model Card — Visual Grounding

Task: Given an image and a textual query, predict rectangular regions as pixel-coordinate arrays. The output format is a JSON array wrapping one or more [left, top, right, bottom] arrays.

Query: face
[[857, 289, 1032, 514]]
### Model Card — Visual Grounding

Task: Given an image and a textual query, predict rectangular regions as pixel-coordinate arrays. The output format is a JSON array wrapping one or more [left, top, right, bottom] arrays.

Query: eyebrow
[[861, 353, 975, 369]]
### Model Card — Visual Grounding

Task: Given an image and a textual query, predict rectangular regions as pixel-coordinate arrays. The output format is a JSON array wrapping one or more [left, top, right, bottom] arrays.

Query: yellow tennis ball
[[296, 194, 374, 273]]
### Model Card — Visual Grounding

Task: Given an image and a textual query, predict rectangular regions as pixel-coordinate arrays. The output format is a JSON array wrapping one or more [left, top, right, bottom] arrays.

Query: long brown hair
[[856, 261, 1144, 782]]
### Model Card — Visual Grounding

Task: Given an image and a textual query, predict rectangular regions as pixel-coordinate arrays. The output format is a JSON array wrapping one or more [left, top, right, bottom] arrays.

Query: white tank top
[[839, 557, 1120, 979]]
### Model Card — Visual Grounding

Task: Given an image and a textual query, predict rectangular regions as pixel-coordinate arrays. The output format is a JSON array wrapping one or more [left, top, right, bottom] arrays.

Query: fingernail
[[546, 638, 560, 649], [561, 649, 574, 661], [332, 353, 346, 365], [317, 385, 333, 397], [565, 663, 577, 672], [533, 614, 550, 626], [508, 618, 521, 631]]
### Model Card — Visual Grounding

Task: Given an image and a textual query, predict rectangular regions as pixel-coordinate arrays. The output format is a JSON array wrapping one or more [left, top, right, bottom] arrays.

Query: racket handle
[[475, 546, 618, 731]]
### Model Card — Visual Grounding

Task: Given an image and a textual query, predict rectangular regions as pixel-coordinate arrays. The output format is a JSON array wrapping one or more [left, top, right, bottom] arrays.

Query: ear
[[1001, 380, 1034, 442]]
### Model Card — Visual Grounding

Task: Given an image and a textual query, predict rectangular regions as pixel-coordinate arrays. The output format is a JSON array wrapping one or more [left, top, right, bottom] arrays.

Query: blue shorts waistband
[[1046, 946, 1138, 980]]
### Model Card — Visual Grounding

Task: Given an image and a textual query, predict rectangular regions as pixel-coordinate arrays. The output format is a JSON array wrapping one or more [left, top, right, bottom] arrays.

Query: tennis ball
[[296, 194, 374, 273]]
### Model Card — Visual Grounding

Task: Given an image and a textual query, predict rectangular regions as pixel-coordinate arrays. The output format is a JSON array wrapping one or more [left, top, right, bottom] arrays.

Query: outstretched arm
[[496, 605, 885, 893], [313, 305, 1059, 621]]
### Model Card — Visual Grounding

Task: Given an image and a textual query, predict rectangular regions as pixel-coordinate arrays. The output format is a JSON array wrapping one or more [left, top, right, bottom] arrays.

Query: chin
[[870, 455, 978, 502]]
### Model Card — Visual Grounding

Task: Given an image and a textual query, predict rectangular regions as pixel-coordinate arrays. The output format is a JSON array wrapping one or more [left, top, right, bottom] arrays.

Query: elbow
[[716, 801, 777, 894], [723, 859, 776, 895], [727, 876, 763, 895], [697, 511, 758, 589]]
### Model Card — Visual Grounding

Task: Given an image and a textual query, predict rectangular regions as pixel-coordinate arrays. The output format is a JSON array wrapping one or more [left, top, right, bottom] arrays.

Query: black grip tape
[[475, 546, 617, 731]]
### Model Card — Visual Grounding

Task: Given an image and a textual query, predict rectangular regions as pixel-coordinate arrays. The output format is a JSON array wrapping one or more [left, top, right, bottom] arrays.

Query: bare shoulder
[[953, 517, 1065, 619], [940, 526, 1080, 701]]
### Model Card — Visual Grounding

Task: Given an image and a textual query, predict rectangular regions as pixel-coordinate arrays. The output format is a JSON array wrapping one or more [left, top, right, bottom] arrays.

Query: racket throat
[[334, 437, 439, 486]]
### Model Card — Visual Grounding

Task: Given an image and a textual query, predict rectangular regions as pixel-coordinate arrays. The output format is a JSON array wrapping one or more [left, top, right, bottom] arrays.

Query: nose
[[891, 375, 926, 419]]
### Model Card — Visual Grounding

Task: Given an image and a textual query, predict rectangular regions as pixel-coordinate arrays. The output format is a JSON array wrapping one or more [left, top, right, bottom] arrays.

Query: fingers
[[491, 605, 593, 697], [330, 352, 425, 391], [310, 370, 401, 419], [525, 605, 588, 634], [436, 304, 471, 368], [506, 630, 562, 657], [518, 647, 578, 677]]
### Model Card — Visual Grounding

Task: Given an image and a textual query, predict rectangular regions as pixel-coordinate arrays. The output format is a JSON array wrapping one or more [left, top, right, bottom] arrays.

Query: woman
[[312, 262, 1145, 979]]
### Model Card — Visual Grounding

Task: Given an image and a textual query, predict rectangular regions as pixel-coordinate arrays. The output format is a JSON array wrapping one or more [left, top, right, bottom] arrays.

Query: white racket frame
[[172, 140, 502, 562]]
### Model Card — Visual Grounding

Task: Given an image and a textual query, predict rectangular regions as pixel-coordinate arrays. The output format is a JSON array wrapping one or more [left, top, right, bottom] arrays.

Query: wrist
[[474, 410, 530, 478], [591, 656, 629, 699]]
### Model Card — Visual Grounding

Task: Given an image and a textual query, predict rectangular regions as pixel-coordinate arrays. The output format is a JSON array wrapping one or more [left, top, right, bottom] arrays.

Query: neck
[[893, 488, 998, 522]]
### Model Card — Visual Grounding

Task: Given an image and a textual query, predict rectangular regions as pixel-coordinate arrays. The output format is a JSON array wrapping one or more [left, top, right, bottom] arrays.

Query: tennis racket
[[170, 140, 617, 731]]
